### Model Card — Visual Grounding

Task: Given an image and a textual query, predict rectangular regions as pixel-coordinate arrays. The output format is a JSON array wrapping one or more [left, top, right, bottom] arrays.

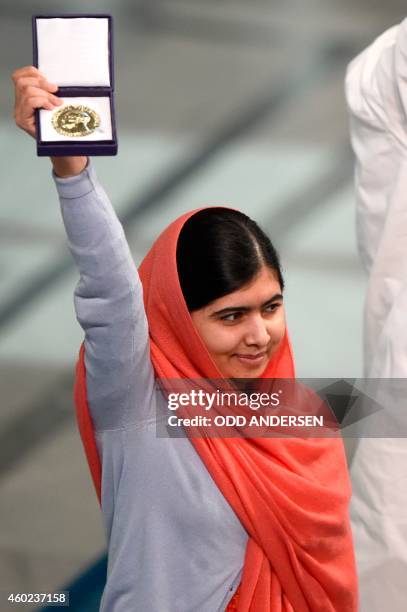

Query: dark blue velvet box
[[32, 14, 118, 156]]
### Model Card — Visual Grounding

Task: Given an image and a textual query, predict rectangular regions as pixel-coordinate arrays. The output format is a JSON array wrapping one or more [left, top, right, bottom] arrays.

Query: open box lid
[[33, 15, 113, 88]]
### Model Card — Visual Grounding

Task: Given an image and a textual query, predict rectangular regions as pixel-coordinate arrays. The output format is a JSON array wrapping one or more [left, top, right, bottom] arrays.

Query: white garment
[[346, 18, 407, 611]]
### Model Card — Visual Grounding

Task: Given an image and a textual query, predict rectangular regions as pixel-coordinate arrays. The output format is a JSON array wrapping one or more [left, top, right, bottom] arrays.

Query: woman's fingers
[[12, 65, 46, 82], [12, 66, 59, 94], [15, 94, 62, 137], [20, 95, 58, 114], [12, 66, 62, 138], [16, 76, 58, 93], [18, 84, 61, 106]]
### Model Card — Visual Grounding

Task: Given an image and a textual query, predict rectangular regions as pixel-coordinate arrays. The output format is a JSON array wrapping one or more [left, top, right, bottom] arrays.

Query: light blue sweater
[[54, 160, 247, 612]]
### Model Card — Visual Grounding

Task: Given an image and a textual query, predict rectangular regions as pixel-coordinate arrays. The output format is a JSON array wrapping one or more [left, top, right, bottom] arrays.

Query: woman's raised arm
[[13, 66, 155, 432]]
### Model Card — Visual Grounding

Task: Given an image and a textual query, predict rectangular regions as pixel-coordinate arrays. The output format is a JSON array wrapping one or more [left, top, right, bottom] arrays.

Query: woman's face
[[191, 266, 286, 378]]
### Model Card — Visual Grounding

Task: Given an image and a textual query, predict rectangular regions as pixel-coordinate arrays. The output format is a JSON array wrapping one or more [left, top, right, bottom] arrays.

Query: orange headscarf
[[74, 208, 358, 611]]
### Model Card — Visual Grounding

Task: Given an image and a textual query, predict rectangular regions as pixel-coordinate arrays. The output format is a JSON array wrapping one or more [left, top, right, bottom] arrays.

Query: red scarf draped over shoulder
[[74, 208, 358, 611]]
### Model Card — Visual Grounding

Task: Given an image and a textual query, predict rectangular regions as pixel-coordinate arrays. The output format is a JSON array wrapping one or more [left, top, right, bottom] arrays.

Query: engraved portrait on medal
[[52, 104, 100, 137]]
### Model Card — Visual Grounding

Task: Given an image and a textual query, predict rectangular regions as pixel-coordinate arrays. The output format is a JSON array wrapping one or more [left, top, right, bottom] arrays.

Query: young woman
[[13, 66, 357, 611]]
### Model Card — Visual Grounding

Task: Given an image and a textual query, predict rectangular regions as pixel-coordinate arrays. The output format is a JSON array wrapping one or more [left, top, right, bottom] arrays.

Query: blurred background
[[1, 1, 406, 610]]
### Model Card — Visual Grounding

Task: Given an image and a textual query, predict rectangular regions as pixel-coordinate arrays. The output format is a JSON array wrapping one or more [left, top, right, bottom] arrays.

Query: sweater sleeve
[[53, 159, 155, 432]]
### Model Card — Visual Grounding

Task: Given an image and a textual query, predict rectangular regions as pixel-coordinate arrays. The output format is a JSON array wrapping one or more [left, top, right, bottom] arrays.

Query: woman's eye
[[221, 312, 241, 322], [264, 303, 281, 313]]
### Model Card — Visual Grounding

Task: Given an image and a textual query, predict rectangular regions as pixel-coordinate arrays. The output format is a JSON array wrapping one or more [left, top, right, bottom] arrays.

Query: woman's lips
[[234, 352, 267, 367]]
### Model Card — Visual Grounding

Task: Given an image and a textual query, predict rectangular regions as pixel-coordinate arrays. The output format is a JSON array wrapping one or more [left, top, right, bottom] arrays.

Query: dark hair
[[176, 208, 284, 311]]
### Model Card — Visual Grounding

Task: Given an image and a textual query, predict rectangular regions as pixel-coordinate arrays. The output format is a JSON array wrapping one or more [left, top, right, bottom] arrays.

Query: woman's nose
[[244, 316, 270, 347]]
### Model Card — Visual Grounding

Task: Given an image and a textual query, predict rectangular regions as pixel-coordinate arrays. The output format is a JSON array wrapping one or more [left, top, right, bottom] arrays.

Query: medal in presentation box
[[32, 14, 118, 156]]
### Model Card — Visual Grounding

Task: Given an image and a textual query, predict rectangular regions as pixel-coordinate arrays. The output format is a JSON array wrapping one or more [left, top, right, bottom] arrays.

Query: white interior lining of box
[[40, 97, 113, 141], [37, 18, 110, 87]]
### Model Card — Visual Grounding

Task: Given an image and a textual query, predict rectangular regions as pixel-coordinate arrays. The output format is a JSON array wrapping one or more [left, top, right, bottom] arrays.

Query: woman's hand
[[12, 65, 61, 138], [12, 65, 88, 177]]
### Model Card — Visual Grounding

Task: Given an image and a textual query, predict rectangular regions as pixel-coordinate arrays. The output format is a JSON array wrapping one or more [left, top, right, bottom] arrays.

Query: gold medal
[[52, 104, 100, 137]]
